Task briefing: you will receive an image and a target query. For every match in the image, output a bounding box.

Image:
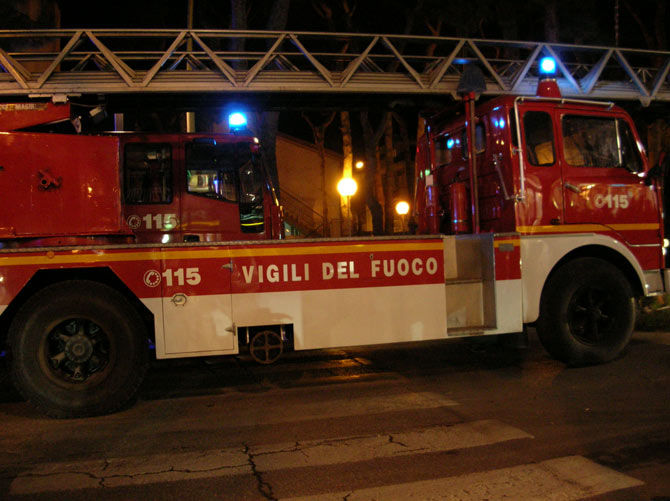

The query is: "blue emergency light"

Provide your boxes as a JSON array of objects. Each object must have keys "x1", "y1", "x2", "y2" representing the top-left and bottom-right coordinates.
[
  {"x1": 539, "y1": 57, "x2": 557, "y2": 75},
  {"x1": 228, "y1": 112, "x2": 248, "y2": 130}
]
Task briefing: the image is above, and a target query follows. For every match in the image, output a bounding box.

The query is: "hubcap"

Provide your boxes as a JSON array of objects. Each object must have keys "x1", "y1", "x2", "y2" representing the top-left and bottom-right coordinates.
[
  {"x1": 45, "y1": 318, "x2": 110, "y2": 384},
  {"x1": 568, "y1": 286, "x2": 615, "y2": 345},
  {"x1": 64, "y1": 334, "x2": 94, "y2": 363}
]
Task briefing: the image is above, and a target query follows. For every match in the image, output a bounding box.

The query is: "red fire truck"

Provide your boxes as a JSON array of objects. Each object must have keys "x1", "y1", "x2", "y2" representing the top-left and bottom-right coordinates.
[{"x1": 0, "y1": 66, "x2": 667, "y2": 417}]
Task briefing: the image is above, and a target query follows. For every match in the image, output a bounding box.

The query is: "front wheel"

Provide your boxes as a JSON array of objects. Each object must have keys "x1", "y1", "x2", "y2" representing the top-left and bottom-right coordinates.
[
  {"x1": 9, "y1": 280, "x2": 149, "y2": 418},
  {"x1": 537, "y1": 258, "x2": 635, "y2": 366}
]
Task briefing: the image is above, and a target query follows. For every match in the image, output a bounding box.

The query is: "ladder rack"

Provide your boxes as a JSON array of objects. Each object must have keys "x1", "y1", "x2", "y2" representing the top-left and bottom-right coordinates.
[{"x1": 0, "y1": 29, "x2": 669, "y2": 103}]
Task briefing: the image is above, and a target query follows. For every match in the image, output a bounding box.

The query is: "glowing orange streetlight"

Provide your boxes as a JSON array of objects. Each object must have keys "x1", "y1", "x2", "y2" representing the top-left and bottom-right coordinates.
[
  {"x1": 337, "y1": 177, "x2": 358, "y2": 236},
  {"x1": 395, "y1": 200, "x2": 410, "y2": 215},
  {"x1": 395, "y1": 200, "x2": 410, "y2": 233}
]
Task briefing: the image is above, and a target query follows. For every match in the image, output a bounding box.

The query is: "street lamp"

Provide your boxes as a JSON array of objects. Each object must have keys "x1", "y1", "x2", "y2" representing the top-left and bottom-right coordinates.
[
  {"x1": 355, "y1": 160, "x2": 365, "y2": 169},
  {"x1": 337, "y1": 177, "x2": 358, "y2": 237},
  {"x1": 395, "y1": 200, "x2": 410, "y2": 233},
  {"x1": 395, "y1": 201, "x2": 410, "y2": 215}
]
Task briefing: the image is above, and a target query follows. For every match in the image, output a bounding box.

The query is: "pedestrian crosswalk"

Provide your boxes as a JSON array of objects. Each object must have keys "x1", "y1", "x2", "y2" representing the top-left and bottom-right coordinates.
[
  {"x1": 284, "y1": 456, "x2": 643, "y2": 501},
  {"x1": 7, "y1": 381, "x2": 644, "y2": 499}
]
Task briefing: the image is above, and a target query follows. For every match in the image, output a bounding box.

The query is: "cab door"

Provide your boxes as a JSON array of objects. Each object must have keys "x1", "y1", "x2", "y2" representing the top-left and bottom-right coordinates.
[
  {"x1": 558, "y1": 112, "x2": 658, "y2": 245},
  {"x1": 515, "y1": 105, "x2": 564, "y2": 229}
]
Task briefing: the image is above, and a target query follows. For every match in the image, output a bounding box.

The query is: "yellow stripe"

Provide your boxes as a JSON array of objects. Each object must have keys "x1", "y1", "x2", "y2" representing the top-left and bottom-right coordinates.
[
  {"x1": 0, "y1": 241, "x2": 444, "y2": 267},
  {"x1": 493, "y1": 239, "x2": 520, "y2": 248},
  {"x1": 516, "y1": 223, "x2": 659, "y2": 234},
  {"x1": 0, "y1": 251, "x2": 164, "y2": 267},
  {"x1": 226, "y1": 242, "x2": 444, "y2": 257},
  {"x1": 610, "y1": 223, "x2": 660, "y2": 231}
]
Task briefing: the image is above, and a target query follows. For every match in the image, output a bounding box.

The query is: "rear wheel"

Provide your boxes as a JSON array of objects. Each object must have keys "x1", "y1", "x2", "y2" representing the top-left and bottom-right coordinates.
[
  {"x1": 537, "y1": 258, "x2": 635, "y2": 366},
  {"x1": 9, "y1": 280, "x2": 148, "y2": 418}
]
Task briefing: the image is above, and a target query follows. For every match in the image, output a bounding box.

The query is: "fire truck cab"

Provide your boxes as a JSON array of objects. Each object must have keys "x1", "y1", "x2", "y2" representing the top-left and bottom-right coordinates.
[{"x1": 414, "y1": 71, "x2": 664, "y2": 367}]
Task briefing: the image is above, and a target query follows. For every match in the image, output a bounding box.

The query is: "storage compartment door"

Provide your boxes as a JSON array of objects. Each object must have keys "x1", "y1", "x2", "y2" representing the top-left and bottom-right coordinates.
[{"x1": 160, "y1": 251, "x2": 237, "y2": 356}]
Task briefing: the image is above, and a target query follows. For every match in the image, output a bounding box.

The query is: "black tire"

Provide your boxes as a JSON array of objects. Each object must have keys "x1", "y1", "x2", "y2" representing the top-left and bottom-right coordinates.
[
  {"x1": 537, "y1": 257, "x2": 635, "y2": 366},
  {"x1": 8, "y1": 280, "x2": 149, "y2": 418}
]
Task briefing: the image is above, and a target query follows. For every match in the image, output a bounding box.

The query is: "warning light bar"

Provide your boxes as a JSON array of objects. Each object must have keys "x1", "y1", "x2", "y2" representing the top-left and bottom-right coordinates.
[
  {"x1": 228, "y1": 112, "x2": 248, "y2": 131},
  {"x1": 539, "y1": 57, "x2": 557, "y2": 75}
]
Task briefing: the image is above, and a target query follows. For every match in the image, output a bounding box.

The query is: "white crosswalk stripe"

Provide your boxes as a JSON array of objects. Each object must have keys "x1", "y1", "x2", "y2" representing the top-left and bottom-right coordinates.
[
  {"x1": 7, "y1": 383, "x2": 645, "y2": 499},
  {"x1": 283, "y1": 456, "x2": 644, "y2": 501},
  {"x1": 9, "y1": 420, "x2": 531, "y2": 494}
]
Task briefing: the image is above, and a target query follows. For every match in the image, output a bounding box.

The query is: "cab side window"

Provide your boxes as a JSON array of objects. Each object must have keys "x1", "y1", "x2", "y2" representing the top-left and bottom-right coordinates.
[
  {"x1": 460, "y1": 123, "x2": 486, "y2": 159},
  {"x1": 185, "y1": 142, "x2": 240, "y2": 202},
  {"x1": 475, "y1": 123, "x2": 486, "y2": 154},
  {"x1": 617, "y1": 119, "x2": 643, "y2": 173},
  {"x1": 435, "y1": 135, "x2": 453, "y2": 166},
  {"x1": 124, "y1": 143, "x2": 172, "y2": 204},
  {"x1": 523, "y1": 111, "x2": 555, "y2": 166}
]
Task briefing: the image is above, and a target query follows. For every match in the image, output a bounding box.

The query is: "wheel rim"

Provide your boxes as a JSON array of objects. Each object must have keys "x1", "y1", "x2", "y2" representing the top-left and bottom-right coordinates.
[
  {"x1": 567, "y1": 285, "x2": 616, "y2": 345},
  {"x1": 249, "y1": 330, "x2": 283, "y2": 364},
  {"x1": 41, "y1": 318, "x2": 112, "y2": 387}
]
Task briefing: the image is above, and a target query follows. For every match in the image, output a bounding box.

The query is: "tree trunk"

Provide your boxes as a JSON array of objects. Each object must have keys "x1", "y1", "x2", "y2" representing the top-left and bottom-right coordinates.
[
  {"x1": 383, "y1": 115, "x2": 395, "y2": 234},
  {"x1": 392, "y1": 112, "x2": 413, "y2": 215},
  {"x1": 303, "y1": 112, "x2": 336, "y2": 237},
  {"x1": 266, "y1": 0, "x2": 290, "y2": 32},
  {"x1": 229, "y1": 0, "x2": 247, "y2": 61},
  {"x1": 360, "y1": 111, "x2": 388, "y2": 235},
  {"x1": 544, "y1": 0, "x2": 559, "y2": 43},
  {"x1": 257, "y1": 0, "x2": 291, "y2": 199},
  {"x1": 340, "y1": 111, "x2": 354, "y2": 236}
]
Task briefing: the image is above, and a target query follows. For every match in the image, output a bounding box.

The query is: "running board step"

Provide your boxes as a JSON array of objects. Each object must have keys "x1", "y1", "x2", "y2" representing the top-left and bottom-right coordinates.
[{"x1": 447, "y1": 326, "x2": 498, "y2": 337}]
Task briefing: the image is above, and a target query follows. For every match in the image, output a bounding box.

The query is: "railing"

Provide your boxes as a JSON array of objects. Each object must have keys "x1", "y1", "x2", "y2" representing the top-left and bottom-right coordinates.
[
  {"x1": 280, "y1": 188, "x2": 324, "y2": 237},
  {"x1": 0, "y1": 29, "x2": 669, "y2": 101}
]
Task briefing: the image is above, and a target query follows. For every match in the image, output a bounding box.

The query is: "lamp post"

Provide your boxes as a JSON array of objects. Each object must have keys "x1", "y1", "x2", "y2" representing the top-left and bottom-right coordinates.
[{"x1": 337, "y1": 177, "x2": 358, "y2": 237}]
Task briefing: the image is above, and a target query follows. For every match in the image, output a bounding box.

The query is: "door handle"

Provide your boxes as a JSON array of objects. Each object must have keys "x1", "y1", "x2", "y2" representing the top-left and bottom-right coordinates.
[
  {"x1": 170, "y1": 293, "x2": 187, "y2": 306},
  {"x1": 564, "y1": 182, "x2": 582, "y2": 193}
]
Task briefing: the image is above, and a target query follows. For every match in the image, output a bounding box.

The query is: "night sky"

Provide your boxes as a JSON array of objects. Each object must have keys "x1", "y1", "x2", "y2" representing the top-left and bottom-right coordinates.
[
  {"x1": 50, "y1": 0, "x2": 667, "y2": 50},
  {"x1": 3, "y1": 0, "x2": 668, "y2": 147}
]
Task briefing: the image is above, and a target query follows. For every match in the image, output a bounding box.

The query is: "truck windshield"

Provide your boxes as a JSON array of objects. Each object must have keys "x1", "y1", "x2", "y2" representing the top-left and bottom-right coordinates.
[{"x1": 561, "y1": 116, "x2": 643, "y2": 172}]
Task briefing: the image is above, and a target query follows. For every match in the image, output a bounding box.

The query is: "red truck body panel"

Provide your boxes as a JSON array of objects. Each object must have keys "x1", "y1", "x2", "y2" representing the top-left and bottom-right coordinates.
[{"x1": 0, "y1": 132, "x2": 123, "y2": 239}]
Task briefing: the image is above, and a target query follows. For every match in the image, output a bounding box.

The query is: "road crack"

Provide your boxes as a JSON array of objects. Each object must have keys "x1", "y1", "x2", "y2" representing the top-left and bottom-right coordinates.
[
  {"x1": 11, "y1": 457, "x2": 250, "y2": 491},
  {"x1": 244, "y1": 444, "x2": 277, "y2": 501},
  {"x1": 388, "y1": 434, "x2": 409, "y2": 448}
]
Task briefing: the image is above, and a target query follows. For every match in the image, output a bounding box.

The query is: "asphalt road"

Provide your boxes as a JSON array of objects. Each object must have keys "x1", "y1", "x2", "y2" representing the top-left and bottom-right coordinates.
[{"x1": 0, "y1": 329, "x2": 669, "y2": 500}]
